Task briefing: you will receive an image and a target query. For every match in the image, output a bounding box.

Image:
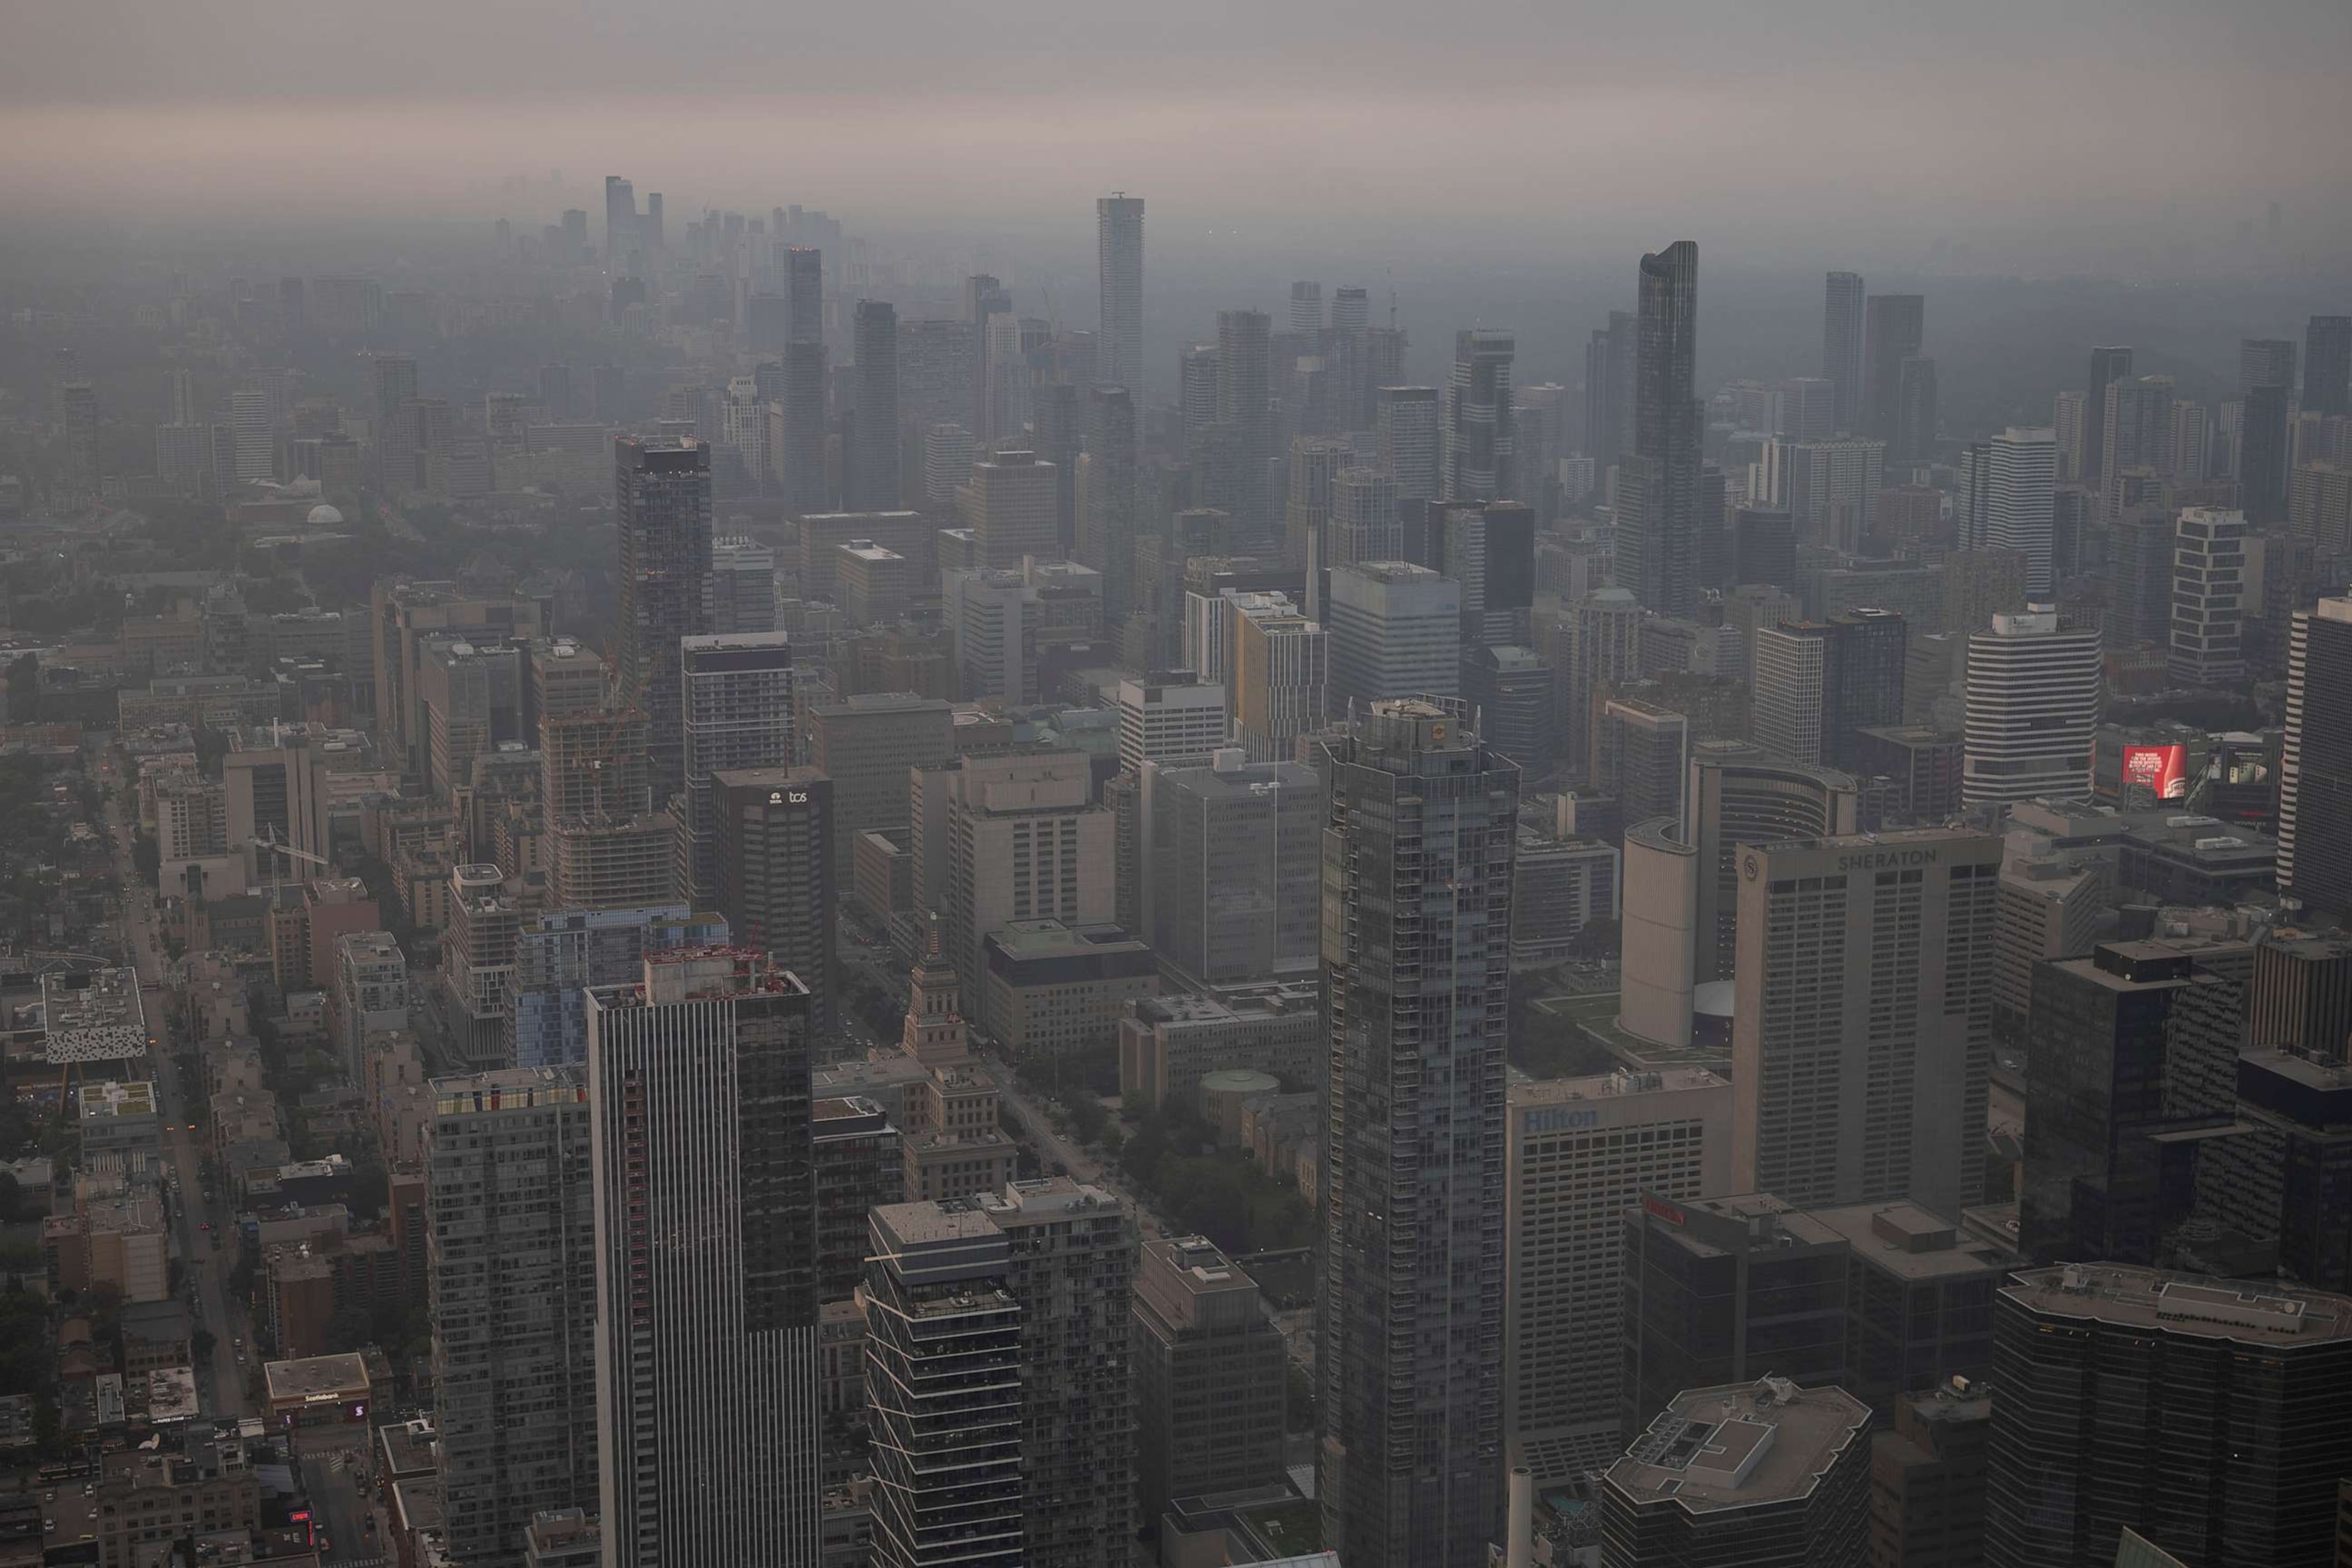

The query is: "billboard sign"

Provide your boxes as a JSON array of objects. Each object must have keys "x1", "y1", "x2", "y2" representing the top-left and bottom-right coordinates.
[{"x1": 2122, "y1": 743, "x2": 2189, "y2": 802}]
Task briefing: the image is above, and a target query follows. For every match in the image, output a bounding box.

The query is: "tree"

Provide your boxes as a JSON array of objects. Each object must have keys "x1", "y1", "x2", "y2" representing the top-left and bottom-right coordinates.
[{"x1": 4, "y1": 653, "x2": 37, "y2": 724}]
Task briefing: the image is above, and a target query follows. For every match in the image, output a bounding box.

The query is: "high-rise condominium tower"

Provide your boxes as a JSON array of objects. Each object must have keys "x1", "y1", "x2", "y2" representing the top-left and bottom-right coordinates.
[
  {"x1": 850, "y1": 300, "x2": 900, "y2": 511},
  {"x1": 1731, "y1": 828, "x2": 2001, "y2": 1220},
  {"x1": 1097, "y1": 194, "x2": 1145, "y2": 392},
  {"x1": 430, "y1": 1067, "x2": 597, "y2": 1568},
  {"x1": 2282, "y1": 596, "x2": 2352, "y2": 920},
  {"x1": 1317, "y1": 701, "x2": 1518, "y2": 1568},
  {"x1": 586, "y1": 950, "x2": 819, "y2": 1568},
  {"x1": 1623, "y1": 241, "x2": 1701, "y2": 618},
  {"x1": 1377, "y1": 385, "x2": 1442, "y2": 504},
  {"x1": 2080, "y1": 345, "x2": 2133, "y2": 484},
  {"x1": 1216, "y1": 309, "x2": 1273, "y2": 535},
  {"x1": 1445, "y1": 330, "x2": 1517, "y2": 501},
  {"x1": 615, "y1": 435, "x2": 713, "y2": 806},
  {"x1": 2308, "y1": 314, "x2": 2352, "y2": 417},
  {"x1": 1822, "y1": 271, "x2": 1865, "y2": 435}
]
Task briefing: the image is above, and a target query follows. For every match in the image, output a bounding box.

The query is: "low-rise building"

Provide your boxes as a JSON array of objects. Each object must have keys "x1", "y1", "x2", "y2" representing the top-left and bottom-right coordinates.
[
  {"x1": 981, "y1": 920, "x2": 1161, "y2": 1064},
  {"x1": 1117, "y1": 982, "x2": 1321, "y2": 1109}
]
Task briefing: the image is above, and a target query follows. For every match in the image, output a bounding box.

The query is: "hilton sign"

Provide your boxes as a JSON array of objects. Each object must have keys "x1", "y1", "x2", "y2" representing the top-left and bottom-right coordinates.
[{"x1": 1522, "y1": 1106, "x2": 1600, "y2": 1135}]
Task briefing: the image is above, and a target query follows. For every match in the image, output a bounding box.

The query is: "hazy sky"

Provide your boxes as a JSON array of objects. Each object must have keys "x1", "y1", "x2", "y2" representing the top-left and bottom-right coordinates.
[{"x1": 5, "y1": 0, "x2": 2350, "y2": 268}]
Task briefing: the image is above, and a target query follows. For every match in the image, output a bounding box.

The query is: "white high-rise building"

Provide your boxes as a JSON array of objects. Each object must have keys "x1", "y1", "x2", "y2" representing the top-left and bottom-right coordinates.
[
  {"x1": 1731, "y1": 828, "x2": 2002, "y2": 1220},
  {"x1": 1505, "y1": 1067, "x2": 1733, "y2": 1484},
  {"x1": 1375, "y1": 386, "x2": 1442, "y2": 504},
  {"x1": 586, "y1": 950, "x2": 819, "y2": 1568},
  {"x1": 1752, "y1": 624, "x2": 1829, "y2": 765},
  {"x1": 970, "y1": 449, "x2": 1060, "y2": 569},
  {"x1": 1963, "y1": 607, "x2": 2102, "y2": 806},
  {"x1": 1326, "y1": 561, "x2": 1462, "y2": 710},
  {"x1": 1096, "y1": 195, "x2": 1145, "y2": 394},
  {"x1": 1984, "y1": 426, "x2": 2060, "y2": 596},
  {"x1": 1116, "y1": 674, "x2": 1228, "y2": 773},
  {"x1": 923, "y1": 423, "x2": 977, "y2": 505},
  {"x1": 1331, "y1": 467, "x2": 1401, "y2": 569},
  {"x1": 231, "y1": 387, "x2": 273, "y2": 482},
  {"x1": 2168, "y1": 507, "x2": 2248, "y2": 688},
  {"x1": 1289, "y1": 280, "x2": 1324, "y2": 337}
]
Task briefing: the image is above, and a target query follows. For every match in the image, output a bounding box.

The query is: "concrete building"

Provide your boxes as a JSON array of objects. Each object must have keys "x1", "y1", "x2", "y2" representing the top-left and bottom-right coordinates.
[
  {"x1": 2168, "y1": 508, "x2": 2248, "y2": 687},
  {"x1": 970, "y1": 449, "x2": 1060, "y2": 569},
  {"x1": 1327, "y1": 560, "x2": 1462, "y2": 710},
  {"x1": 335, "y1": 929, "x2": 409, "y2": 1081},
  {"x1": 1510, "y1": 826, "x2": 1621, "y2": 968},
  {"x1": 1116, "y1": 673, "x2": 1227, "y2": 772},
  {"x1": 1963, "y1": 609, "x2": 2102, "y2": 808},
  {"x1": 1138, "y1": 751, "x2": 1322, "y2": 987},
  {"x1": 1226, "y1": 591, "x2": 1328, "y2": 762},
  {"x1": 713, "y1": 767, "x2": 836, "y2": 1040},
  {"x1": 1505, "y1": 1067, "x2": 1733, "y2": 1485},
  {"x1": 979, "y1": 920, "x2": 1159, "y2": 1063},
  {"x1": 1316, "y1": 701, "x2": 1517, "y2": 1568},
  {"x1": 371, "y1": 579, "x2": 548, "y2": 786},
  {"x1": 1132, "y1": 1235, "x2": 1288, "y2": 1530},
  {"x1": 808, "y1": 694, "x2": 956, "y2": 885},
  {"x1": 509, "y1": 906, "x2": 729, "y2": 1069},
  {"x1": 1732, "y1": 830, "x2": 2001, "y2": 1218},
  {"x1": 1599, "y1": 1377, "x2": 1873, "y2": 1568},
  {"x1": 1620, "y1": 818, "x2": 1700, "y2": 1047},
  {"x1": 585, "y1": 951, "x2": 819, "y2": 1568},
  {"x1": 679, "y1": 631, "x2": 795, "y2": 907},
  {"x1": 837, "y1": 540, "x2": 913, "y2": 627},
  {"x1": 1869, "y1": 1380, "x2": 1993, "y2": 1568},
  {"x1": 428, "y1": 1067, "x2": 596, "y2": 1568},
  {"x1": 1117, "y1": 983, "x2": 1321, "y2": 1109},
  {"x1": 934, "y1": 752, "x2": 1115, "y2": 1029},
  {"x1": 1687, "y1": 742, "x2": 1861, "y2": 982},
  {"x1": 1462, "y1": 643, "x2": 1555, "y2": 774},
  {"x1": 812, "y1": 1096, "x2": 902, "y2": 1302}
]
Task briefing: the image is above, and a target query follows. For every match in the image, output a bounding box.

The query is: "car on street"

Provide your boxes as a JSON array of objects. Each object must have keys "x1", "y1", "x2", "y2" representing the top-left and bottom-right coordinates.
[{"x1": 198, "y1": 1221, "x2": 211, "y2": 1231}]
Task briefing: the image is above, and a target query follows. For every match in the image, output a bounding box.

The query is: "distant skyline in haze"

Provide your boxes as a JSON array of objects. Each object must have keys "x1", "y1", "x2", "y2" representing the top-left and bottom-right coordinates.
[{"x1": 2, "y1": 0, "x2": 2350, "y2": 272}]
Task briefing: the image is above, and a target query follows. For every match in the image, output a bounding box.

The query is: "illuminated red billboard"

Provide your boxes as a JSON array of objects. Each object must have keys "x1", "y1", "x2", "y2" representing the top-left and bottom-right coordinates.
[{"x1": 2122, "y1": 743, "x2": 2189, "y2": 802}]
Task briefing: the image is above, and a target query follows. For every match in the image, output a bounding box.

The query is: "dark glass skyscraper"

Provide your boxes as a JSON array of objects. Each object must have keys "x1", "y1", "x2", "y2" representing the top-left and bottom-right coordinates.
[
  {"x1": 1823, "y1": 270, "x2": 1865, "y2": 435},
  {"x1": 1216, "y1": 308, "x2": 1272, "y2": 537},
  {"x1": 849, "y1": 299, "x2": 900, "y2": 511},
  {"x1": 1860, "y1": 294, "x2": 1925, "y2": 445},
  {"x1": 2080, "y1": 345, "x2": 2133, "y2": 484},
  {"x1": 2282, "y1": 598, "x2": 2352, "y2": 919},
  {"x1": 1623, "y1": 240, "x2": 1700, "y2": 618},
  {"x1": 615, "y1": 434, "x2": 712, "y2": 807},
  {"x1": 1317, "y1": 701, "x2": 1518, "y2": 1568},
  {"x1": 1583, "y1": 309, "x2": 1636, "y2": 467},
  {"x1": 2307, "y1": 314, "x2": 2352, "y2": 417}
]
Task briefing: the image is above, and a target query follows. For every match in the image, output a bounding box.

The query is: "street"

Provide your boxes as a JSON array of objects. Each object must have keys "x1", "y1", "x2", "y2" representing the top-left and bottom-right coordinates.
[
  {"x1": 102, "y1": 789, "x2": 254, "y2": 1419},
  {"x1": 299, "y1": 1445, "x2": 384, "y2": 1566}
]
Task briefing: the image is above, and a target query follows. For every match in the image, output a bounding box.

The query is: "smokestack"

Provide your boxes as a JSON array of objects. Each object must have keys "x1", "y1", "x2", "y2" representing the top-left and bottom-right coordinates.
[{"x1": 1506, "y1": 1465, "x2": 1534, "y2": 1568}]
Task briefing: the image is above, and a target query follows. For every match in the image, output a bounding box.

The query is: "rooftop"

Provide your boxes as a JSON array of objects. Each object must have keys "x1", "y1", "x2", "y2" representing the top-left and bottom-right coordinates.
[
  {"x1": 40, "y1": 968, "x2": 148, "y2": 1063},
  {"x1": 1606, "y1": 1377, "x2": 1871, "y2": 1514},
  {"x1": 2001, "y1": 1264, "x2": 2352, "y2": 1344},
  {"x1": 77, "y1": 1079, "x2": 158, "y2": 1122},
  {"x1": 1804, "y1": 1202, "x2": 2022, "y2": 1282},
  {"x1": 1511, "y1": 1067, "x2": 1726, "y2": 1107},
  {"x1": 263, "y1": 1351, "x2": 371, "y2": 1403}
]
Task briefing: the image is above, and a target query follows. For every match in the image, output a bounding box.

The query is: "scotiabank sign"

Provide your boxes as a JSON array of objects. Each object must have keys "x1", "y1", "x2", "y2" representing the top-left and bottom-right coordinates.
[{"x1": 2122, "y1": 743, "x2": 2188, "y2": 802}]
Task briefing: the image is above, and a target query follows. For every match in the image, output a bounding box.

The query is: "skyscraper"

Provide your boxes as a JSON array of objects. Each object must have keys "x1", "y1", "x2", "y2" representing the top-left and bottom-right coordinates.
[
  {"x1": 603, "y1": 174, "x2": 636, "y2": 261},
  {"x1": 1823, "y1": 271, "x2": 1866, "y2": 436},
  {"x1": 1893, "y1": 354, "x2": 1938, "y2": 460},
  {"x1": 1444, "y1": 329, "x2": 1517, "y2": 501},
  {"x1": 615, "y1": 435, "x2": 713, "y2": 806},
  {"x1": 1962, "y1": 608, "x2": 2102, "y2": 807},
  {"x1": 1985, "y1": 1264, "x2": 2352, "y2": 1568},
  {"x1": 1624, "y1": 241, "x2": 1701, "y2": 618},
  {"x1": 1982, "y1": 426, "x2": 2059, "y2": 594},
  {"x1": 785, "y1": 247, "x2": 822, "y2": 345},
  {"x1": 1860, "y1": 295, "x2": 1926, "y2": 445},
  {"x1": 1096, "y1": 194, "x2": 1145, "y2": 393},
  {"x1": 712, "y1": 767, "x2": 835, "y2": 1040},
  {"x1": 1731, "y1": 828, "x2": 2001, "y2": 1220},
  {"x1": 1216, "y1": 309, "x2": 1272, "y2": 535},
  {"x1": 2308, "y1": 315, "x2": 2352, "y2": 418},
  {"x1": 779, "y1": 338, "x2": 829, "y2": 518},
  {"x1": 1132, "y1": 1236, "x2": 1289, "y2": 1530},
  {"x1": 969, "y1": 449, "x2": 1060, "y2": 568},
  {"x1": 1377, "y1": 385, "x2": 1442, "y2": 504},
  {"x1": 430, "y1": 1066, "x2": 598, "y2": 1568},
  {"x1": 2241, "y1": 382, "x2": 2292, "y2": 526},
  {"x1": 850, "y1": 300, "x2": 900, "y2": 511},
  {"x1": 586, "y1": 950, "x2": 819, "y2": 1568},
  {"x1": 2081, "y1": 345, "x2": 2134, "y2": 484},
  {"x1": 1326, "y1": 560, "x2": 1462, "y2": 709},
  {"x1": 1317, "y1": 701, "x2": 1517, "y2": 1568},
  {"x1": 1080, "y1": 385, "x2": 1138, "y2": 615},
  {"x1": 678, "y1": 630, "x2": 794, "y2": 908},
  {"x1": 1584, "y1": 309, "x2": 1638, "y2": 469},
  {"x1": 2282, "y1": 597, "x2": 2352, "y2": 919},
  {"x1": 2100, "y1": 374, "x2": 2174, "y2": 518},
  {"x1": 2167, "y1": 507, "x2": 2247, "y2": 687}
]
